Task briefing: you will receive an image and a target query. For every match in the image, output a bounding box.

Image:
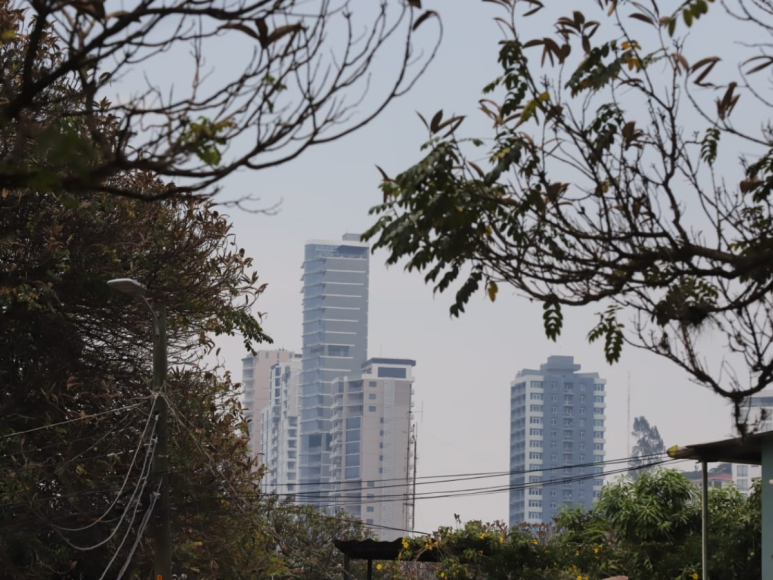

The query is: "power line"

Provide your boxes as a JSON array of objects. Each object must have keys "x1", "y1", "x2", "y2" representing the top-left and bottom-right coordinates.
[
  {"x1": 268, "y1": 452, "x2": 668, "y2": 500},
  {"x1": 0, "y1": 403, "x2": 145, "y2": 440}
]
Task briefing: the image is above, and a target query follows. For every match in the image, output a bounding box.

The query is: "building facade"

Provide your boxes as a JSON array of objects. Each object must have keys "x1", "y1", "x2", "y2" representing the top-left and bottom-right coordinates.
[
  {"x1": 260, "y1": 355, "x2": 303, "y2": 498},
  {"x1": 241, "y1": 349, "x2": 297, "y2": 458},
  {"x1": 731, "y1": 391, "x2": 773, "y2": 496},
  {"x1": 328, "y1": 358, "x2": 416, "y2": 540},
  {"x1": 509, "y1": 356, "x2": 606, "y2": 526},
  {"x1": 299, "y1": 235, "x2": 370, "y2": 504}
]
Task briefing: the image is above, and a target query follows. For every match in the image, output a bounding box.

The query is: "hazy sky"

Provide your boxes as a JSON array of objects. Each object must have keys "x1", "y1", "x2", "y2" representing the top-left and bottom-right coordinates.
[{"x1": 200, "y1": 1, "x2": 743, "y2": 533}]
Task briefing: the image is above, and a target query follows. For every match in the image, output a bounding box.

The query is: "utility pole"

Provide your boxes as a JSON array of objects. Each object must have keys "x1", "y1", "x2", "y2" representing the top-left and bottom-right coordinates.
[
  {"x1": 411, "y1": 428, "x2": 418, "y2": 531},
  {"x1": 152, "y1": 305, "x2": 171, "y2": 580},
  {"x1": 107, "y1": 279, "x2": 172, "y2": 579}
]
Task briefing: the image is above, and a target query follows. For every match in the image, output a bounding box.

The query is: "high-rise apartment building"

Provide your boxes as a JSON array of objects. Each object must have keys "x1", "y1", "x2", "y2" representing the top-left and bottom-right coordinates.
[
  {"x1": 260, "y1": 355, "x2": 302, "y2": 497},
  {"x1": 241, "y1": 349, "x2": 297, "y2": 458},
  {"x1": 730, "y1": 390, "x2": 773, "y2": 496},
  {"x1": 299, "y1": 235, "x2": 370, "y2": 503},
  {"x1": 509, "y1": 356, "x2": 606, "y2": 526},
  {"x1": 328, "y1": 358, "x2": 416, "y2": 540}
]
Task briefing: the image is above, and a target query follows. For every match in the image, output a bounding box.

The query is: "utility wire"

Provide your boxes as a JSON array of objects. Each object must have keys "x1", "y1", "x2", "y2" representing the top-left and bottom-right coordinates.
[
  {"x1": 268, "y1": 452, "x2": 668, "y2": 499},
  {"x1": 0, "y1": 403, "x2": 144, "y2": 440}
]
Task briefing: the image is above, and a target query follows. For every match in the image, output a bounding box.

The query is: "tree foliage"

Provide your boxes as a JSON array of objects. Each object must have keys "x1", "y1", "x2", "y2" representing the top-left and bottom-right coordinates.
[
  {"x1": 0, "y1": 0, "x2": 440, "y2": 200},
  {"x1": 364, "y1": 0, "x2": 773, "y2": 418},
  {"x1": 400, "y1": 469, "x2": 761, "y2": 580},
  {"x1": 628, "y1": 416, "x2": 665, "y2": 476},
  {"x1": 0, "y1": 176, "x2": 276, "y2": 577}
]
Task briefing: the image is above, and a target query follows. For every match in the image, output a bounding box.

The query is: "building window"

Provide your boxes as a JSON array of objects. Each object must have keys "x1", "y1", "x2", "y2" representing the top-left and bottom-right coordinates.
[
  {"x1": 530, "y1": 440, "x2": 543, "y2": 448},
  {"x1": 551, "y1": 430, "x2": 557, "y2": 437},
  {"x1": 550, "y1": 490, "x2": 557, "y2": 497},
  {"x1": 529, "y1": 452, "x2": 543, "y2": 459},
  {"x1": 579, "y1": 395, "x2": 586, "y2": 403},
  {"x1": 369, "y1": 381, "x2": 377, "y2": 387},
  {"x1": 530, "y1": 405, "x2": 544, "y2": 412},
  {"x1": 529, "y1": 475, "x2": 541, "y2": 483},
  {"x1": 563, "y1": 430, "x2": 572, "y2": 438},
  {"x1": 579, "y1": 431, "x2": 586, "y2": 438},
  {"x1": 528, "y1": 512, "x2": 541, "y2": 519},
  {"x1": 594, "y1": 384, "x2": 604, "y2": 391},
  {"x1": 530, "y1": 417, "x2": 543, "y2": 424},
  {"x1": 550, "y1": 502, "x2": 557, "y2": 508},
  {"x1": 551, "y1": 395, "x2": 559, "y2": 402},
  {"x1": 366, "y1": 518, "x2": 374, "y2": 524},
  {"x1": 531, "y1": 381, "x2": 543, "y2": 389},
  {"x1": 552, "y1": 407, "x2": 558, "y2": 414},
  {"x1": 369, "y1": 393, "x2": 377, "y2": 400},
  {"x1": 345, "y1": 467, "x2": 360, "y2": 479},
  {"x1": 528, "y1": 464, "x2": 542, "y2": 471},
  {"x1": 564, "y1": 418, "x2": 573, "y2": 427},
  {"x1": 530, "y1": 428, "x2": 543, "y2": 436},
  {"x1": 288, "y1": 450, "x2": 297, "y2": 458},
  {"x1": 369, "y1": 405, "x2": 377, "y2": 412},
  {"x1": 550, "y1": 418, "x2": 558, "y2": 425},
  {"x1": 594, "y1": 420, "x2": 604, "y2": 427},
  {"x1": 579, "y1": 455, "x2": 585, "y2": 462},
  {"x1": 594, "y1": 454, "x2": 604, "y2": 462},
  {"x1": 528, "y1": 500, "x2": 542, "y2": 507},
  {"x1": 550, "y1": 442, "x2": 557, "y2": 449},
  {"x1": 564, "y1": 383, "x2": 573, "y2": 392},
  {"x1": 530, "y1": 392, "x2": 543, "y2": 400},
  {"x1": 366, "y1": 506, "x2": 375, "y2": 513},
  {"x1": 367, "y1": 481, "x2": 376, "y2": 488}
]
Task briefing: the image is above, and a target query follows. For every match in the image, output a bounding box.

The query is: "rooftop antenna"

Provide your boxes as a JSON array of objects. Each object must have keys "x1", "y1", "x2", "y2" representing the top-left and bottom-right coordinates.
[{"x1": 627, "y1": 371, "x2": 632, "y2": 456}]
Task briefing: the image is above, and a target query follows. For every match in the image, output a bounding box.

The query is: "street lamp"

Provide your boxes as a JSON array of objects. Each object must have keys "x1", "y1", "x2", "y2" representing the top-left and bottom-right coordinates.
[{"x1": 107, "y1": 278, "x2": 171, "y2": 579}]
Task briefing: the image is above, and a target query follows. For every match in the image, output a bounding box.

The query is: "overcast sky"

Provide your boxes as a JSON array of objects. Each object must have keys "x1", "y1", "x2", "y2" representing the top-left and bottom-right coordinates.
[{"x1": 199, "y1": 1, "x2": 745, "y2": 533}]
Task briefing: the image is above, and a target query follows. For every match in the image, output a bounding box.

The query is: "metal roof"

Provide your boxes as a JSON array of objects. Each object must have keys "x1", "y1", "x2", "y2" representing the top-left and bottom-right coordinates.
[
  {"x1": 334, "y1": 539, "x2": 438, "y2": 562},
  {"x1": 668, "y1": 430, "x2": 773, "y2": 465}
]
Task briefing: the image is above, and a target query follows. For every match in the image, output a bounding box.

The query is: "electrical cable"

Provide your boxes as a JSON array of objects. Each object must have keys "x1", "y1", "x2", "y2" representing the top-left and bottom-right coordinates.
[
  {"x1": 0, "y1": 403, "x2": 144, "y2": 440},
  {"x1": 53, "y1": 397, "x2": 158, "y2": 533}
]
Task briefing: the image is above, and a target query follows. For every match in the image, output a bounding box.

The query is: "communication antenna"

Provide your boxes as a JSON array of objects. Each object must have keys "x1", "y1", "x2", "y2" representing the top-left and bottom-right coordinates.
[{"x1": 627, "y1": 371, "x2": 632, "y2": 456}]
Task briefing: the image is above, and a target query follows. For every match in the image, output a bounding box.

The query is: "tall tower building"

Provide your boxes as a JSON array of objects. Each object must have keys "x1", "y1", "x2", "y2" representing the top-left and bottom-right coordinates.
[
  {"x1": 241, "y1": 349, "x2": 297, "y2": 458},
  {"x1": 260, "y1": 354, "x2": 303, "y2": 498},
  {"x1": 327, "y1": 358, "x2": 416, "y2": 540},
  {"x1": 509, "y1": 356, "x2": 606, "y2": 526},
  {"x1": 299, "y1": 235, "x2": 370, "y2": 503}
]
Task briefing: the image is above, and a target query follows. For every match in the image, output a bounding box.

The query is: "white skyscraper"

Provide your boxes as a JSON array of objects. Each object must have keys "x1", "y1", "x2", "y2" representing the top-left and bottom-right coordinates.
[
  {"x1": 328, "y1": 358, "x2": 416, "y2": 540},
  {"x1": 260, "y1": 355, "x2": 303, "y2": 498}
]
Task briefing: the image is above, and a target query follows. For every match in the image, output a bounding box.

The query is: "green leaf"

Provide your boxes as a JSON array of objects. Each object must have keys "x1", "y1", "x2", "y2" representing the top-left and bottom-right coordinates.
[{"x1": 543, "y1": 300, "x2": 563, "y2": 341}]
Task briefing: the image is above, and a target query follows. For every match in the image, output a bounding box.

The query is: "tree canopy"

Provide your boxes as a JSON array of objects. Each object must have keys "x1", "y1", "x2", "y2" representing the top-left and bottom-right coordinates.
[
  {"x1": 0, "y1": 0, "x2": 440, "y2": 200},
  {"x1": 629, "y1": 416, "x2": 665, "y2": 475},
  {"x1": 365, "y1": 0, "x2": 773, "y2": 419},
  {"x1": 399, "y1": 469, "x2": 761, "y2": 580}
]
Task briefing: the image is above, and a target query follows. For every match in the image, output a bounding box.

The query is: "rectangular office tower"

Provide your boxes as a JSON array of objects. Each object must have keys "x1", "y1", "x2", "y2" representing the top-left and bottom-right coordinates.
[
  {"x1": 241, "y1": 349, "x2": 298, "y2": 458},
  {"x1": 299, "y1": 235, "x2": 370, "y2": 503},
  {"x1": 260, "y1": 355, "x2": 302, "y2": 498},
  {"x1": 329, "y1": 358, "x2": 416, "y2": 540},
  {"x1": 509, "y1": 356, "x2": 606, "y2": 526}
]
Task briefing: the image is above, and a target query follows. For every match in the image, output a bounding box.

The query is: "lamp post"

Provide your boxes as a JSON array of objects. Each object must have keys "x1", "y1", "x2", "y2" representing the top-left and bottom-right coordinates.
[{"x1": 107, "y1": 278, "x2": 171, "y2": 579}]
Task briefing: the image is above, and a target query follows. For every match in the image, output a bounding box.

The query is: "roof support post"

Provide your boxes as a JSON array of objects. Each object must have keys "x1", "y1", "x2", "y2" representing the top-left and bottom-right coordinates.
[
  {"x1": 762, "y1": 444, "x2": 773, "y2": 580},
  {"x1": 701, "y1": 460, "x2": 709, "y2": 580}
]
